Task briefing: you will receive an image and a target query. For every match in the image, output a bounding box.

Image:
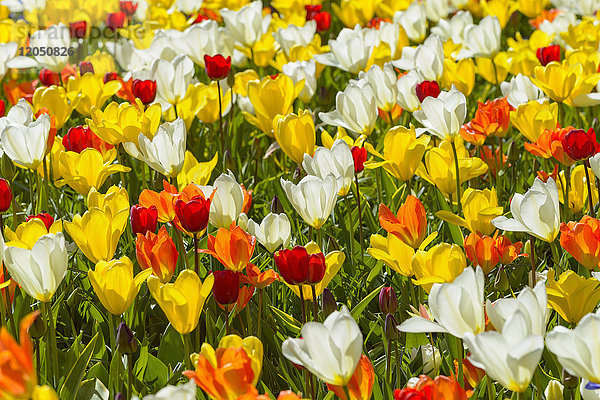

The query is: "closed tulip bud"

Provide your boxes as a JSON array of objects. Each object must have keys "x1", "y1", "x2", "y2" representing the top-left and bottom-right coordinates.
[
  {"x1": 275, "y1": 246, "x2": 325, "y2": 285},
  {"x1": 561, "y1": 128, "x2": 599, "y2": 161},
  {"x1": 79, "y1": 61, "x2": 94, "y2": 75},
  {"x1": 115, "y1": 393, "x2": 125, "y2": 400},
  {"x1": 351, "y1": 146, "x2": 367, "y2": 174},
  {"x1": 415, "y1": 81, "x2": 441, "y2": 102},
  {"x1": 223, "y1": 149, "x2": 234, "y2": 172},
  {"x1": 0, "y1": 99, "x2": 5, "y2": 117},
  {"x1": 174, "y1": 195, "x2": 211, "y2": 233},
  {"x1": 545, "y1": 380, "x2": 564, "y2": 400},
  {"x1": 562, "y1": 368, "x2": 578, "y2": 389},
  {"x1": 28, "y1": 312, "x2": 47, "y2": 339},
  {"x1": 212, "y1": 270, "x2": 240, "y2": 305},
  {"x1": 204, "y1": 54, "x2": 232, "y2": 81},
  {"x1": 1, "y1": 154, "x2": 15, "y2": 182},
  {"x1": 106, "y1": 12, "x2": 126, "y2": 31},
  {"x1": 69, "y1": 21, "x2": 87, "y2": 39},
  {"x1": 494, "y1": 268, "x2": 509, "y2": 292},
  {"x1": 136, "y1": 226, "x2": 178, "y2": 283},
  {"x1": 536, "y1": 45, "x2": 561, "y2": 66},
  {"x1": 271, "y1": 196, "x2": 284, "y2": 214},
  {"x1": 66, "y1": 287, "x2": 82, "y2": 309},
  {"x1": 26, "y1": 213, "x2": 54, "y2": 231},
  {"x1": 103, "y1": 72, "x2": 120, "y2": 83},
  {"x1": 322, "y1": 288, "x2": 338, "y2": 317},
  {"x1": 507, "y1": 140, "x2": 519, "y2": 163},
  {"x1": 132, "y1": 79, "x2": 157, "y2": 105},
  {"x1": 0, "y1": 178, "x2": 12, "y2": 213},
  {"x1": 116, "y1": 322, "x2": 139, "y2": 354},
  {"x1": 385, "y1": 313, "x2": 399, "y2": 340},
  {"x1": 312, "y1": 11, "x2": 331, "y2": 32},
  {"x1": 307, "y1": 252, "x2": 326, "y2": 284},
  {"x1": 130, "y1": 205, "x2": 158, "y2": 235},
  {"x1": 39, "y1": 68, "x2": 60, "y2": 86},
  {"x1": 119, "y1": 0, "x2": 138, "y2": 17},
  {"x1": 379, "y1": 286, "x2": 397, "y2": 314}
]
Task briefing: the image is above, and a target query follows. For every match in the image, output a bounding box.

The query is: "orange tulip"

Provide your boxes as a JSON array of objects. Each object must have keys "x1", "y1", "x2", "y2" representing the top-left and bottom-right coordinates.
[
  {"x1": 455, "y1": 358, "x2": 486, "y2": 391},
  {"x1": 525, "y1": 126, "x2": 576, "y2": 166},
  {"x1": 0, "y1": 312, "x2": 38, "y2": 400},
  {"x1": 413, "y1": 375, "x2": 467, "y2": 400},
  {"x1": 327, "y1": 355, "x2": 374, "y2": 400},
  {"x1": 460, "y1": 98, "x2": 510, "y2": 145},
  {"x1": 201, "y1": 225, "x2": 256, "y2": 272},
  {"x1": 537, "y1": 164, "x2": 559, "y2": 183},
  {"x1": 139, "y1": 181, "x2": 179, "y2": 223},
  {"x1": 136, "y1": 226, "x2": 178, "y2": 283},
  {"x1": 219, "y1": 285, "x2": 255, "y2": 315},
  {"x1": 560, "y1": 216, "x2": 600, "y2": 269},
  {"x1": 184, "y1": 346, "x2": 256, "y2": 400},
  {"x1": 242, "y1": 184, "x2": 253, "y2": 214},
  {"x1": 378, "y1": 195, "x2": 427, "y2": 248},
  {"x1": 495, "y1": 235, "x2": 525, "y2": 265},
  {"x1": 3, "y1": 80, "x2": 37, "y2": 106},
  {"x1": 464, "y1": 233, "x2": 500, "y2": 274},
  {"x1": 241, "y1": 264, "x2": 279, "y2": 289}
]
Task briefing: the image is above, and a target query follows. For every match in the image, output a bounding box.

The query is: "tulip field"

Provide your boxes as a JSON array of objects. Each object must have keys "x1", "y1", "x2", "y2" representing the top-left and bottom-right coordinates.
[{"x1": 6, "y1": 0, "x2": 600, "y2": 399}]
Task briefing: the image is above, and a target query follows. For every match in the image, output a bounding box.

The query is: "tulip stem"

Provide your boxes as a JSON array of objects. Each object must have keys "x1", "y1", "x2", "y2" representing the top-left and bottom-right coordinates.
[
  {"x1": 257, "y1": 288, "x2": 263, "y2": 339},
  {"x1": 193, "y1": 233, "x2": 199, "y2": 275},
  {"x1": 486, "y1": 375, "x2": 496, "y2": 400},
  {"x1": 395, "y1": 341, "x2": 402, "y2": 388},
  {"x1": 217, "y1": 80, "x2": 225, "y2": 158},
  {"x1": 299, "y1": 285, "x2": 306, "y2": 324},
  {"x1": 385, "y1": 338, "x2": 392, "y2": 384},
  {"x1": 550, "y1": 241, "x2": 562, "y2": 272},
  {"x1": 342, "y1": 385, "x2": 351, "y2": 400},
  {"x1": 456, "y1": 337, "x2": 464, "y2": 389},
  {"x1": 42, "y1": 301, "x2": 59, "y2": 388},
  {"x1": 311, "y1": 285, "x2": 319, "y2": 322},
  {"x1": 182, "y1": 333, "x2": 193, "y2": 370},
  {"x1": 450, "y1": 140, "x2": 463, "y2": 215},
  {"x1": 354, "y1": 174, "x2": 364, "y2": 260},
  {"x1": 564, "y1": 166, "x2": 571, "y2": 221},
  {"x1": 344, "y1": 195, "x2": 354, "y2": 267},
  {"x1": 173, "y1": 228, "x2": 189, "y2": 271},
  {"x1": 127, "y1": 354, "x2": 133, "y2": 400},
  {"x1": 584, "y1": 160, "x2": 596, "y2": 217},
  {"x1": 529, "y1": 236, "x2": 536, "y2": 287}
]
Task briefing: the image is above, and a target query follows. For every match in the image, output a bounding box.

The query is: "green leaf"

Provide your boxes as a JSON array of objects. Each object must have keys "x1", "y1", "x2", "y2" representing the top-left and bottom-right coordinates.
[
  {"x1": 268, "y1": 305, "x2": 301, "y2": 334},
  {"x1": 435, "y1": 189, "x2": 464, "y2": 246},
  {"x1": 60, "y1": 333, "x2": 99, "y2": 400},
  {"x1": 76, "y1": 378, "x2": 109, "y2": 400},
  {"x1": 351, "y1": 284, "x2": 383, "y2": 320}
]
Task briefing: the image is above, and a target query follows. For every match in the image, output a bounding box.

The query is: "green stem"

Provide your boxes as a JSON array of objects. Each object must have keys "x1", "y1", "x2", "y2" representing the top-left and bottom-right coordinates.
[
  {"x1": 42, "y1": 301, "x2": 59, "y2": 388},
  {"x1": 585, "y1": 160, "x2": 596, "y2": 217},
  {"x1": 128, "y1": 354, "x2": 133, "y2": 400},
  {"x1": 257, "y1": 288, "x2": 263, "y2": 339},
  {"x1": 182, "y1": 333, "x2": 193, "y2": 370},
  {"x1": 395, "y1": 341, "x2": 402, "y2": 389},
  {"x1": 354, "y1": 174, "x2": 364, "y2": 261},
  {"x1": 385, "y1": 338, "x2": 392, "y2": 384},
  {"x1": 450, "y1": 140, "x2": 463, "y2": 215},
  {"x1": 217, "y1": 80, "x2": 224, "y2": 157},
  {"x1": 342, "y1": 385, "x2": 352, "y2": 400},
  {"x1": 529, "y1": 236, "x2": 537, "y2": 287},
  {"x1": 343, "y1": 195, "x2": 354, "y2": 267},
  {"x1": 193, "y1": 233, "x2": 199, "y2": 275},
  {"x1": 550, "y1": 241, "x2": 561, "y2": 272},
  {"x1": 486, "y1": 376, "x2": 496, "y2": 400},
  {"x1": 311, "y1": 285, "x2": 319, "y2": 322},
  {"x1": 457, "y1": 337, "x2": 464, "y2": 389}
]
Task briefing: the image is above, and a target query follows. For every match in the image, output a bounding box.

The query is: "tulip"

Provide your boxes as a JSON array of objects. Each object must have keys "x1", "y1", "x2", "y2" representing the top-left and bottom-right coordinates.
[
  {"x1": 395, "y1": 70, "x2": 422, "y2": 113},
  {"x1": 412, "y1": 243, "x2": 467, "y2": 292},
  {"x1": 546, "y1": 309, "x2": 600, "y2": 385},
  {"x1": 212, "y1": 270, "x2": 240, "y2": 305},
  {"x1": 413, "y1": 86, "x2": 467, "y2": 140},
  {"x1": 275, "y1": 246, "x2": 326, "y2": 286},
  {"x1": 560, "y1": 216, "x2": 600, "y2": 269},
  {"x1": 130, "y1": 205, "x2": 158, "y2": 235},
  {"x1": 282, "y1": 60, "x2": 317, "y2": 103},
  {"x1": 272, "y1": 21, "x2": 316, "y2": 56},
  {"x1": 379, "y1": 287, "x2": 397, "y2": 315},
  {"x1": 221, "y1": 1, "x2": 268, "y2": 48},
  {"x1": 9, "y1": 24, "x2": 70, "y2": 72},
  {"x1": 69, "y1": 21, "x2": 87, "y2": 38},
  {"x1": 492, "y1": 177, "x2": 561, "y2": 242},
  {"x1": 119, "y1": 0, "x2": 137, "y2": 16},
  {"x1": 415, "y1": 81, "x2": 441, "y2": 103},
  {"x1": 537, "y1": 45, "x2": 561, "y2": 66},
  {"x1": 201, "y1": 225, "x2": 256, "y2": 272},
  {"x1": 204, "y1": 54, "x2": 231, "y2": 81},
  {"x1": 547, "y1": 269, "x2": 600, "y2": 324},
  {"x1": 0, "y1": 178, "x2": 11, "y2": 212},
  {"x1": 87, "y1": 185, "x2": 130, "y2": 219},
  {"x1": 351, "y1": 146, "x2": 367, "y2": 174},
  {"x1": 463, "y1": 311, "x2": 544, "y2": 393},
  {"x1": 314, "y1": 25, "x2": 376, "y2": 74},
  {"x1": 280, "y1": 174, "x2": 337, "y2": 230},
  {"x1": 150, "y1": 55, "x2": 195, "y2": 114},
  {"x1": 379, "y1": 195, "x2": 427, "y2": 248},
  {"x1": 136, "y1": 226, "x2": 177, "y2": 283},
  {"x1": 79, "y1": 61, "x2": 94, "y2": 75},
  {"x1": 1, "y1": 113, "x2": 50, "y2": 169},
  {"x1": 393, "y1": 36, "x2": 444, "y2": 82},
  {"x1": 457, "y1": 16, "x2": 501, "y2": 59},
  {"x1": 437, "y1": 188, "x2": 503, "y2": 235},
  {"x1": 393, "y1": 2, "x2": 427, "y2": 42},
  {"x1": 399, "y1": 267, "x2": 485, "y2": 338},
  {"x1": 4, "y1": 216, "x2": 62, "y2": 249},
  {"x1": 532, "y1": 61, "x2": 600, "y2": 106},
  {"x1": 367, "y1": 233, "x2": 414, "y2": 276},
  {"x1": 303, "y1": 140, "x2": 354, "y2": 196},
  {"x1": 62, "y1": 125, "x2": 114, "y2": 155},
  {"x1": 0, "y1": 100, "x2": 4, "y2": 118},
  {"x1": 394, "y1": 375, "x2": 466, "y2": 399},
  {"x1": 545, "y1": 380, "x2": 564, "y2": 400},
  {"x1": 139, "y1": 381, "x2": 196, "y2": 400},
  {"x1": 3, "y1": 233, "x2": 68, "y2": 303},
  {"x1": 463, "y1": 233, "x2": 501, "y2": 274},
  {"x1": 148, "y1": 270, "x2": 213, "y2": 335},
  {"x1": 274, "y1": 110, "x2": 316, "y2": 164},
  {"x1": 174, "y1": 195, "x2": 211, "y2": 234},
  {"x1": 327, "y1": 355, "x2": 375, "y2": 400},
  {"x1": 66, "y1": 74, "x2": 122, "y2": 117},
  {"x1": 358, "y1": 63, "x2": 398, "y2": 113},
  {"x1": 177, "y1": 151, "x2": 219, "y2": 189},
  {"x1": 116, "y1": 322, "x2": 138, "y2": 355},
  {"x1": 39, "y1": 69, "x2": 60, "y2": 87},
  {"x1": 132, "y1": 79, "x2": 157, "y2": 105},
  {"x1": 282, "y1": 305, "x2": 363, "y2": 386},
  {"x1": 198, "y1": 171, "x2": 244, "y2": 229},
  {"x1": 562, "y1": 128, "x2": 599, "y2": 161},
  {"x1": 525, "y1": 126, "x2": 576, "y2": 166},
  {"x1": 246, "y1": 212, "x2": 291, "y2": 253},
  {"x1": 500, "y1": 74, "x2": 545, "y2": 108},
  {"x1": 319, "y1": 79, "x2": 378, "y2": 137},
  {"x1": 32, "y1": 85, "x2": 80, "y2": 130},
  {"x1": 177, "y1": 81, "x2": 233, "y2": 127}
]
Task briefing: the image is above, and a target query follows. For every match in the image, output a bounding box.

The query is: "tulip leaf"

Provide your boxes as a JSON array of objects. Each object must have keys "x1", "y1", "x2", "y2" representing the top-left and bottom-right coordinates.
[
  {"x1": 59, "y1": 332, "x2": 100, "y2": 400},
  {"x1": 351, "y1": 284, "x2": 384, "y2": 320},
  {"x1": 268, "y1": 305, "x2": 301, "y2": 334},
  {"x1": 435, "y1": 189, "x2": 464, "y2": 245},
  {"x1": 76, "y1": 378, "x2": 109, "y2": 400}
]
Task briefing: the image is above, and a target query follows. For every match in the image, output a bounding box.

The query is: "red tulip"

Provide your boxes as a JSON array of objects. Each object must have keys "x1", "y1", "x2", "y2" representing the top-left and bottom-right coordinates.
[
  {"x1": 393, "y1": 389, "x2": 426, "y2": 400},
  {"x1": 312, "y1": 11, "x2": 331, "y2": 32},
  {"x1": 204, "y1": 54, "x2": 232, "y2": 81},
  {"x1": 39, "y1": 69, "x2": 60, "y2": 86},
  {"x1": 192, "y1": 14, "x2": 209, "y2": 24},
  {"x1": 69, "y1": 21, "x2": 87, "y2": 39},
  {"x1": 62, "y1": 125, "x2": 114, "y2": 154},
  {"x1": 212, "y1": 270, "x2": 240, "y2": 305},
  {"x1": 305, "y1": 4, "x2": 322, "y2": 19},
  {"x1": 415, "y1": 80, "x2": 441, "y2": 102},
  {"x1": 561, "y1": 128, "x2": 599, "y2": 161},
  {"x1": 104, "y1": 72, "x2": 120, "y2": 83},
  {"x1": 26, "y1": 213, "x2": 54, "y2": 231},
  {"x1": 130, "y1": 205, "x2": 158, "y2": 235},
  {"x1": 275, "y1": 246, "x2": 326, "y2": 285},
  {"x1": 79, "y1": 61, "x2": 94, "y2": 75},
  {"x1": 379, "y1": 286, "x2": 397, "y2": 314},
  {"x1": 306, "y1": 251, "x2": 326, "y2": 284},
  {"x1": 106, "y1": 12, "x2": 126, "y2": 31},
  {"x1": 0, "y1": 179, "x2": 12, "y2": 213},
  {"x1": 536, "y1": 45, "x2": 561, "y2": 66},
  {"x1": 0, "y1": 100, "x2": 5, "y2": 118},
  {"x1": 174, "y1": 195, "x2": 211, "y2": 233},
  {"x1": 119, "y1": 0, "x2": 138, "y2": 17},
  {"x1": 132, "y1": 79, "x2": 157, "y2": 105},
  {"x1": 351, "y1": 146, "x2": 367, "y2": 174}
]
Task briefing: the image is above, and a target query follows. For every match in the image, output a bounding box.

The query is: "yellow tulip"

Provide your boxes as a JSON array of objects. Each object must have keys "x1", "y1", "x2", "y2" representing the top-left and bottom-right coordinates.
[
  {"x1": 481, "y1": 0, "x2": 518, "y2": 27},
  {"x1": 566, "y1": 50, "x2": 600, "y2": 76},
  {"x1": 517, "y1": 0, "x2": 549, "y2": 18},
  {"x1": 32, "y1": 86, "x2": 81, "y2": 130},
  {"x1": 441, "y1": 58, "x2": 476, "y2": 96},
  {"x1": 367, "y1": 233, "x2": 414, "y2": 276},
  {"x1": 177, "y1": 82, "x2": 233, "y2": 128},
  {"x1": 55, "y1": 148, "x2": 130, "y2": 195},
  {"x1": 510, "y1": 99, "x2": 558, "y2": 142},
  {"x1": 561, "y1": 18, "x2": 600, "y2": 51},
  {"x1": 332, "y1": 0, "x2": 376, "y2": 27},
  {"x1": 243, "y1": 74, "x2": 304, "y2": 135},
  {"x1": 288, "y1": 242, "x2": 345, "y2": 301},
  {"x1": 87, "y1": 101, "x2": 162, "y2": 146},
  {"x1": 376, "y1": 0, "x2": 411, "y2": 18},
  {"x1": 234, "y1": 70, "x2": 260, "y2": 97},
  {"x1": 273, "y1": 110, "x2": 316, "y2": 164},
  {"x1": 89, "y1": 256, "x2": 152, "y2": 316},
  {"x1": 147, "y1": 270, "x2": 214, "y2": 334},
  {"x1": 476, "y1": 52, "x2": 510, "y2": 85},
  {"x1": 412, "y1": 243, "x2": 467, "y2": 292},
  {"x1": 4, "y1": 218, "x2": 62, "y2": 249},
  {"x1": 416, "y1": 138, "x2": 489, "y2": 200},
  {"x1": 269, "y1": 3, "x2": 310, "y2": 26},
  {"x1": 238, "y1": 33, "x2": 278, "y2": 68},
  {"x1": 67, "y1": 74, "x2": 122, "y2": 116},
  {"x1": 87, "y1": 186, "x2": 130, "y2": 216},
  {"x1": 45, "y1": 0, "x2": 118, "y2": 26},
  {"x1": 547, "y1": 269, "x2": 600, "y2": 324},
  {"x1": 146, "y1": 5, "x2": 188, "y2": 30},
  {"x1": 531, "y1": 61, "x2": 600, "y2": 106},
  {"x1": 31, "y1": 385, "x2": 59, "y2": 400},
  {"x1": 64, "y1": 206, "x2": 128, "y2": 263},
  {"x1": 558, "y1": 164, "x2": 599, "y2": 214},
  {"x1": 507, "y1": 31, "x2": 552, "y2": 77},
  {"x1": 437, "y1": 188, "x2": 503, "y2": 235},
  {"x1": 321, "y1": 127, "x2": 365, "y2": 149},
  {"x1": 364, "y1": 125, "x2": 430, "y2": 182},
  {"x1": 84, "y1": 51, "x2": 116, "y2": 78},
  {"x1": 177, "y1": 151, "x2": 219, "y2": 189}
]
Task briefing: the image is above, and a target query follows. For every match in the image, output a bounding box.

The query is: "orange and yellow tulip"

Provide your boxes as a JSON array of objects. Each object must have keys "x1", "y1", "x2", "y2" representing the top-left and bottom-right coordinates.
[
  {"x1": 525, "y1": 126, "x2": 576, "y2": 166},
  {"x1": 378, "y1": 195, "x2": 427, "y2": 248},
  {"x1": 327, "y1": 355, "x2": 374, "y2": 400},
  {"x1": 136, "y1": 226, "x2": 178, "y2": 283},
  {"x1": 560, "y1": 216, "x2": 600, "y2": 270},
  {"x1": 202, "y1": 225, "x2": 256, "y2": 272}
]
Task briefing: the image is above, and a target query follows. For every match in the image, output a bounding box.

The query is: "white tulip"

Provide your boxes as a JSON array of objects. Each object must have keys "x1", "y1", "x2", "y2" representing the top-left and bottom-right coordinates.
[
  {"x1": 377, "y1": 22, "x2": 402, "y2": 59},
  {"x1": 0, "y1": 42, "x2": 17, "y2": 81},
  {"x1": 413, "y1": 86, "x2": 467, "y2": 140},
  {"x1": 410, "y1": 344, "x2": 441, "y2": 376},
  {"x1": 221, "y1": 1, "x2": 270, "y2": 48},
  {"x1": 319, "y1": 80, "x2": 378, "y2": 137},
  {"x1": 134, "y1": 118, "x2": 186, "y2": 178},
  {"x1": 8, "y1": 24, "x2": 71, "y2": 72},
  {"x1": 280, "y1": 174, "x2": 338, "y2": 230},
  {"x1": 282, "y1": 60, "x2": 317, "y2": 103},
  {"x1": 303, "y1": 140, "x2": 354, "y2": 196},
  {"x1": 392, "y1": 36, "x2": 444, "y2": 81},
  {"x1": 546, "y1": 309, "x2": 600, "y2": 384},
  {"x1": 1, "y1": 113, "x2": 50, "y2": 169},
  {"x1": 141, "y1": 381, "x2": 196, "y2": 400},
  {"x1": 1, "y1": 0, "x2": 45, "y2": 12},
  {"x1": 486, "y1": 281, "x2": 548, "y2": 336},
  {"x1": 0, "y1": 98, "x2": 34, "y2": 129},
  {"x1": 200, "y1": 171, "x2": 245, "y2": 229},
  {"x1": 282, "y1": 305, "x2": 363, "y2": 386},
  {"x1": 589, "y1": 153, "x2": 600, "y2": 180},
  {"x1": 398, "y1": 267, "x2": 486, "y2": 338},
  {"x1": 107, "y1": 40, "x2": 156, "y2": 73},
  {"x1": 492, "y1": 177, "x2": 561, "y2": 242},
  {"x1": 430, "y1": 11, "x2": 473, "y2": 44},
  {"x1": 150, "y1": 55, "x2": 195, "y2": 113},
  {"x1": 246, "y1": 213, "x2": 291, "y2": 253},
  {"x1": 180, "y1": 20, "x2": 234, "y2": 67},
  {"x1": 423, "y1": 0, "x2": 449, "y2": 22},
  {"x1": 396, "y1": 70, "x2": 422, "y2": 113},
  {"x1": 314, "y1": 25, "x2": 377, "y2": 74},
  {"x1": 273, "y1": 21, "x2": 316, "y2": 56},
  {"x1": 501, "y1": 74, "x2": 545, "y2": 108},
  {"x1": 358, "y1": 63, "x2": 398, "y2": 112},
  {"x1": 457, "y1": 16, "x2": 502, "y2": 59},
  {"x1": 3, "y1": 233, "x2": 68, "y2": 303},
  {"x1": 173, "y1": 0, "x2": 202, "y2": 14},
  {"x1": 393, "y1": 2, "x2": 427, "y2": 42},
  {"x1": 464, "y1": 312, "x2": 544, "y2": 392},
  {"x1": 539, "y1": 12, "x2": 577, "y2": 41},
  {"x1": 545, "y1": 380, "x2": 564, "y2": 400}
]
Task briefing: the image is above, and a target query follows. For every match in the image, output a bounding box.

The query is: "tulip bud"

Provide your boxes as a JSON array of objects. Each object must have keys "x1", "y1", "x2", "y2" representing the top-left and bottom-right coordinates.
[
  {"x1": 79, "y1": 61, "x2": 94, "y2": 75},
  {"x1": 384, "y1": 313, "x2": 399, "y2": 340},
  {"x1": 507, "y1": 140, "x2": 518, "y2": 163},
  {"x1": 212, "y1": 270, "x2": 240, "y2": 305},
  {"x1": 69, "y1": 21, "x2": 87, "y2": 39},
  {"x1": 536, "y1": 45, "x2": 561, "y2": 66},
  {"x1": 132, "y1": 79, "x2": 157, "y2": 105},
  {"x1": 116, "y1": 322, "x2": 139, "y2": 354},
  {"x1": 415, "y1": 81, "x2": 441, "y2": 102},
  {"x1": 174, "y1": 196, "x2": 211, "y2": 233},
  {"x1": 227, "y1": 71, "x2": 235, "y2": 88},
  {"x1": 494, "y1": 268, "x2": 509, "y2": 292},
  {"x1": 204, "y1": 54, "x2": 232, "y2": 81},
  {"x1": 1, "y1": 155, "x2": 15, "y2": 181},
  {"x1": 0, "y1": 99, "x2": 5, "y2": 118},
  {"x1": 545, "y1": 380, "x2": 564, "y2": 400},
  {"x1": 39, "y1": 68, "x2": 60, "y2": 86},
  {"x1": 106, "y1": 11, "x2": 126, "y2": 31},
  {"x1": 271, "y1": 196, "x2": 284, "y2": 214},
  {"x1": 119, "y1": 0, "x2": 138, "y2": 17},
  {"x1": 28, "y1": 313, "x2": 47, "y2": 339},
  {"x1": 306, "y1": 252, "x2": 326, "y2": 284},
  {"x1": 104, "y1": 72, "x2": 120, "y2": 84},
  {"x1": 130, "y1": 204, "x2": 158, "y2": 235},
  {"x1": 66, "y1": 287, "x2": 82, "y2": 309},
  {"x1": 321, "y1": 288, "x2": 337, "y2": 317},
  {"x1": 0, "y1": 178, "x2": 11, "y2": 213},
  {"x1": 351, "y1": 146, "x2": 367, "y2": 174},
  {"x1": 562, "y1": 368, "x2": 579, "y2": 389},
  {"x1": 293, "y1": 166, "x2": 301, "y2": 182},
  {"x1": 379, "y1": 286, "x2": 397, "y2": 315}
]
